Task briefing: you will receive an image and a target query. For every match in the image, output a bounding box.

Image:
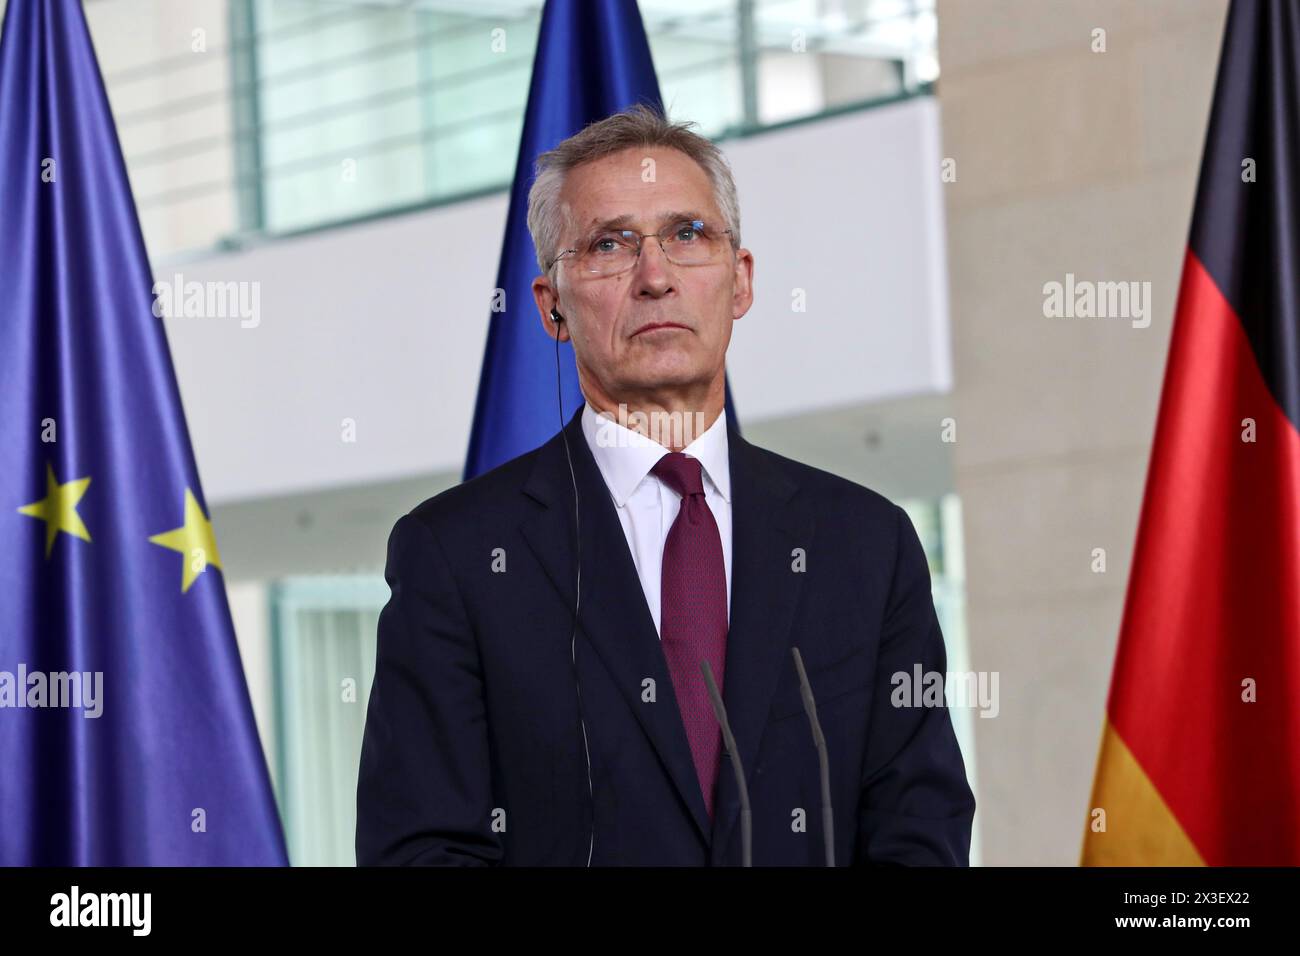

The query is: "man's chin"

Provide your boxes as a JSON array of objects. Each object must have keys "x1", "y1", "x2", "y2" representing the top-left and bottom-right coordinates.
[{"x1": 623, "y1": 358, "x2": 701, "y2": 383}]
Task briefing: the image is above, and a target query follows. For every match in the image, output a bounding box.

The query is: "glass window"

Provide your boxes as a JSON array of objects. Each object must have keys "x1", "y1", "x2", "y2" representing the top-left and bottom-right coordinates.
[
  {"x1": 270, "y1": 575, "x2": 387, "y2": 867},
  {"x1": 67, "y1": 0, "x2": 937, "y2": 260}
]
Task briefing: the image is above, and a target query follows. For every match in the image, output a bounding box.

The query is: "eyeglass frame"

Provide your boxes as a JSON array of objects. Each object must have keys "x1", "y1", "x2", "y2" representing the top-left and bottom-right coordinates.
[{"x1": 545, "y1": 218, "x2": 736, "y2": 275}]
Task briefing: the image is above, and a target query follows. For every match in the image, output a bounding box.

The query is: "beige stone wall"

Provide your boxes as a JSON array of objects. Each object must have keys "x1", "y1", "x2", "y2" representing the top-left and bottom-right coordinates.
[{"x1": 937, "y1": 0, "x2": 1230, "y2": 864}]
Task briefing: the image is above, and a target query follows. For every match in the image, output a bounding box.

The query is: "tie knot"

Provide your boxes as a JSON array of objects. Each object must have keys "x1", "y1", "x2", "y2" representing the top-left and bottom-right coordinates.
[{"x1": 652, "y1": 452, "x2": 705, "y2": 498}]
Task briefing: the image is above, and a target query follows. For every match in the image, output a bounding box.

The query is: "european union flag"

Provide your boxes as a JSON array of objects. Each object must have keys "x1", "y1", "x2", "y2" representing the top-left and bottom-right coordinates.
[
  {"x1": 464, "y1": 0, "x2": 738, "y2": 479},
  {"x1": 0, "y1": 0, "x2": 287, "y2": 864}
]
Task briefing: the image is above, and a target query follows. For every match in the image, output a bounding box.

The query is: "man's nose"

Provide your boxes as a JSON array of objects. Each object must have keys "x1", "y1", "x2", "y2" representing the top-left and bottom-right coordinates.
[{"x1": 632, "y1": 238, "x2": 674, "y2": 296}]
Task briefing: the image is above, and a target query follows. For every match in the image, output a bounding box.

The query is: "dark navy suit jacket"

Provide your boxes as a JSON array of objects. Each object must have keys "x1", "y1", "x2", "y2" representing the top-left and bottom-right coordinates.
[{"x1": 356, "y1": 405, "x2": 975, "y2": 865}]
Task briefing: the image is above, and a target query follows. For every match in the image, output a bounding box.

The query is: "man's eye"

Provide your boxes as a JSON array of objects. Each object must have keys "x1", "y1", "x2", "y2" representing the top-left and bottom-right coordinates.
[
  {"x1": 673, "y1": 223, "x2": 703, "y2": 242},
  {"x1": 591, "y1": 235, "x2": 628, "y2": 254}
]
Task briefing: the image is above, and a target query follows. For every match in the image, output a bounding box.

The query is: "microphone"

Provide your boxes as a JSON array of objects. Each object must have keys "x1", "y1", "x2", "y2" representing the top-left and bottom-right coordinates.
[
  {"x1": 701, "y1": 659, "x2": 752, "y2": 867},
  {"x1": 702, "y1": 653, "x2": 836, "y2": 867},
  {"x1": 552, "y1": 307, "x2": 594, "y2": 867},
  {"x1": 791, "y1": 647, "x2": 835, "y2": 866}
]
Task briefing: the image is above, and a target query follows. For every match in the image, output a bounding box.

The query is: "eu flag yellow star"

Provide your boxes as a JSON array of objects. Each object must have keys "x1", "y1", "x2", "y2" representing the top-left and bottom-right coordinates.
[
  {"x1": 148, "y1": 488, "x2": 223, "y2": 593},
  {"x1": 18, "y1": 463, "x2": 92, "y2": 558}
]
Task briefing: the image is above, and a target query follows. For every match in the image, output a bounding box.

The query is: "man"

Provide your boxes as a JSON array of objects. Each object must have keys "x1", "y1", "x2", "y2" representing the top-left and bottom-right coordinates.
[{"x1": 356, "y1": 105, "x2": 975, "y2": 866}]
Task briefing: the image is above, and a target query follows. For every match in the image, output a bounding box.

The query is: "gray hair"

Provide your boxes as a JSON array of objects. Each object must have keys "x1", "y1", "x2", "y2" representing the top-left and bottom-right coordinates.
[{"x1": 525, "y1": 103, "x2": 742, "y2": 274}]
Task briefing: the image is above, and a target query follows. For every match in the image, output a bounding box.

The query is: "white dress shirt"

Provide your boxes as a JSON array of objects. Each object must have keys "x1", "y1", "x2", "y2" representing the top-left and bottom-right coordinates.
[{"x1": 580, "y1": 401, "x2": 733, "y2": 638}]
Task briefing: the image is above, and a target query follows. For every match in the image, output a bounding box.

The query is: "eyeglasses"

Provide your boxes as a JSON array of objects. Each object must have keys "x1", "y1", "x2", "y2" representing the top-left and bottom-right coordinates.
[{"x1": 548, "y1": 219, "x2": 734, "y2": 276}]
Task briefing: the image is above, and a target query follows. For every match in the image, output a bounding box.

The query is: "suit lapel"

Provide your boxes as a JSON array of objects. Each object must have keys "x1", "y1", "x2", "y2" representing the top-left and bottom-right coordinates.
[
  {"x1": 709, "y1": 422, "x2": 813, "y2": 865},
  {"x1": 519, "y1": 406, "x2": 714, "y2": 844},
  {"x1": 518, "y1": 407, "x2": 813, "y2": 862}
]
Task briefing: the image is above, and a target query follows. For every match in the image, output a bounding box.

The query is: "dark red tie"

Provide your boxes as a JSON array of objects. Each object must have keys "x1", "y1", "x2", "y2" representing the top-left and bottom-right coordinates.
[{"x1": 651, "y1": 452, "x2": 729, "y2": 820}]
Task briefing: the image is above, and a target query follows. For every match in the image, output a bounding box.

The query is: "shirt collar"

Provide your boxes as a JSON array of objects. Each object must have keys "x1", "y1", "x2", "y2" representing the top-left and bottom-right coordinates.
[{"x1": 581, "y1": 401, "x2": 731, "y2": 507}]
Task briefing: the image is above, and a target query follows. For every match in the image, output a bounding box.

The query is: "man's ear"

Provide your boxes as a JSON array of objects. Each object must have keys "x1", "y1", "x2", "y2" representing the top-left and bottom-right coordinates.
[
  {"x1": 731, "y1": 247, "x2": 755, "y2": 321},
  {"x1": 532, "y1": 275, "x2": 570, "y2": 342}
]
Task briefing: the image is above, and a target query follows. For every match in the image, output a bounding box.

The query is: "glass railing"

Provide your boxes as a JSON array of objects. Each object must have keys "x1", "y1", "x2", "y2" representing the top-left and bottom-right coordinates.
[{"x1": 60, "y1": 0, "x2": 938, "y2": 261}]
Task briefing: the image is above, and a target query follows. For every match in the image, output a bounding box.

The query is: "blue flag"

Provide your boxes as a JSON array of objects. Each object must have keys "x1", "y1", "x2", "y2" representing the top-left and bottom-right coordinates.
[
  {"x1": 0, "y1": 0, "x2": 287, "y2": 864},
  {"x1": 464, "y1": 0, "x2": 739, "y2": 479}
]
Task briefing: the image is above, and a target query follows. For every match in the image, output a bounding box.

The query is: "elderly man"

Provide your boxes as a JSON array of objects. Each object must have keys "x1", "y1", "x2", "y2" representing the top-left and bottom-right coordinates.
[{"x1": 356, "y1": 105, "x2": 975, "y2": 866}]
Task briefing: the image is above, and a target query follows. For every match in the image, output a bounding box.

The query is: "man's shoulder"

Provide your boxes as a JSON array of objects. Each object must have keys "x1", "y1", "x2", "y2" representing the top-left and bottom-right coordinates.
[
  {"x1": 399, "y1": 440, "x2": 549, "y2": 540},
  {"x1": 389, "y1": 430, "x2": 907, "y2": 542},
  {"x1": 740, "y1": 438, "x2": 917, "y2": 574},
  {"x1": 737, "y1": 436, "x2": 903, "y2": 523}
]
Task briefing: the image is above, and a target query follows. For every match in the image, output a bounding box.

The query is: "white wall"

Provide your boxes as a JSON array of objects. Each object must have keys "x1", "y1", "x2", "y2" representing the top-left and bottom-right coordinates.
[
  {"x1": 226, "y1": 580, "x2": 277, "y2": 788},
  {"x1": 159, "y1": 97, "x2": 953, "y2": 504},
  {"x1": 937, "y1": 0, "x2": 1228, "y2": 865}
]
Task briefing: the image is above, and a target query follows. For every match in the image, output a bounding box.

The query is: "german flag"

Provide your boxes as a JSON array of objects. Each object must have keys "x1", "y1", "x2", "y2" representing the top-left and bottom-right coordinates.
[{"x1": 1083, "y1": 0, "x2": 1300, "y2": 866}]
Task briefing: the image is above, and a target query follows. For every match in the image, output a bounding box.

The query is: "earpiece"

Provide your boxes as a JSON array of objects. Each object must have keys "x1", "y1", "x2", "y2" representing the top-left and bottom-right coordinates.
[{"x1": 553, "y1": 313, "x2": 592, "y2": 867}]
